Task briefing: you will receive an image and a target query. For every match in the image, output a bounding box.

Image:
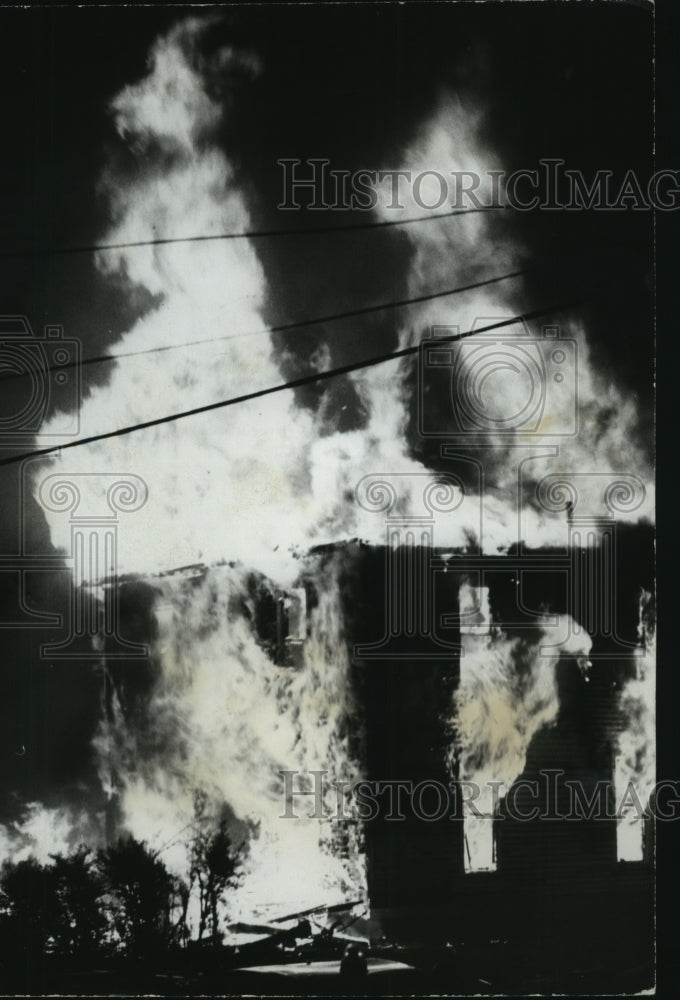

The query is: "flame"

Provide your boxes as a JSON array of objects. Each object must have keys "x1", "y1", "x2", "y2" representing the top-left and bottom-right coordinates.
[
  {"x1": 36, "y1": 25, "x2": 653, "y2": 577},
  {"x1": 29, "y1": 17, "x2": 372, "y2": 922},
  {"x1": 614, "y1": 590, "x2": 655, "y2": 862},
  {"x1": 0, "y1": 803, "x2": 94, "y2": 866},
  {"x1": 453, "y1": 582, "x2": 592, "y2": 871},
  {"x1": 92, "y1": 555, "x2": 364, "y2": 926},
  {"x1": 365, "y1": 95, "x2": 654, "y2": 544},
  {"x1": 37, "y1": 24, "x2": 480, "y2": 588}
]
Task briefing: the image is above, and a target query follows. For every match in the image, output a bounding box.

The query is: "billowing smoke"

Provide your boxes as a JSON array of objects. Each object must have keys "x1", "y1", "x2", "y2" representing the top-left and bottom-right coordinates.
[{"x1": 30, "y1": 21, "x2": 499, "y2": 910}]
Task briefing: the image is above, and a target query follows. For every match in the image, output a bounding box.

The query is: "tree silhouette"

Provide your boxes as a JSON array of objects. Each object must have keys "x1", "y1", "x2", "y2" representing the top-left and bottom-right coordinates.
[
  {"x1": 0, "y1": 857, "x2": 60, "y2": 959},
  {"x1": 96, "y1": 836, "x2": 184, "y2": 957},
  {"x1": 189, "y1": 792, "x2": 243, "y2": 945},
  {"x1": 49, "y1": 848, "x2": 106, "y2": 957}
]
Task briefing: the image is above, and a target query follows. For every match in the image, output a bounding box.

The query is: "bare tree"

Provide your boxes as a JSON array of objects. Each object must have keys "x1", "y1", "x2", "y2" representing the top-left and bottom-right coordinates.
[{"x1": 189, "y1": 792, "x2": 243, "y2": 946}]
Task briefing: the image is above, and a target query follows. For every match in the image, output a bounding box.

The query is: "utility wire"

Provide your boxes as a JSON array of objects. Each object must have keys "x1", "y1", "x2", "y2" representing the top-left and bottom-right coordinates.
[
  {"x1": 0, "y1": 246, "x2": 643, "y2": 386},
  {"x1": 0, "y1": 206, "x2": 501, "y2": 260},
  {"x1": 0, "y1": 266, "x2": 527, "y2": 383},
  {"x1": 0, "y1": 300, "x2": 584, "y2": 469}
]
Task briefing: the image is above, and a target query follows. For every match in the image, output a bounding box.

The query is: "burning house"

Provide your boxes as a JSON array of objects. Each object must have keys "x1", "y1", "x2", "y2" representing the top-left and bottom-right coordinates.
[
  {"x1": 0, "y1": 6, "x2": 656, "y2": 994},
  {"x1": 79, "y1": 516, "x2": 653, "y2": 970}
]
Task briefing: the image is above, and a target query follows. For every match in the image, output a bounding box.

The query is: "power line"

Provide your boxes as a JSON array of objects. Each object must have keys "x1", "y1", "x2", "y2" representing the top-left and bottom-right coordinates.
[
  {"x1": 0, "y1": 300, "x2": 583, "y2": 469},
  {"x1": 0, "y1": 266, "x2": 527, "y2": 383},
  {"x1": 0, "y1": 247, "x2": 642, "y2": 386},
  {"x1": 0, "y1": 206, "x2": 502, "y2": 260}
]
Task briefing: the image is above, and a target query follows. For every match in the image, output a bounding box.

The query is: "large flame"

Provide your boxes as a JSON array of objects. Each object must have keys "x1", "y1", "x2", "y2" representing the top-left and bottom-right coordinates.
[
  {"x1": 364, "y1": 95, "x2": 654, "y2": 546},
  {"x1": 92, "y1": 555, "x2": 364, "y2": 927}
]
